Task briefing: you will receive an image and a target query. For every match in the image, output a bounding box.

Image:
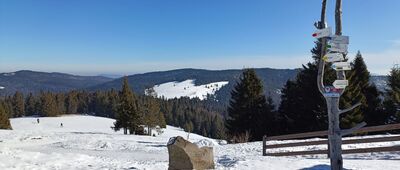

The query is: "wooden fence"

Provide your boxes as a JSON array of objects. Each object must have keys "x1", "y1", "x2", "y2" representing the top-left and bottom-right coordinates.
[{"x1": 262, "y1": 123, "x2": 400, "y2": 156}]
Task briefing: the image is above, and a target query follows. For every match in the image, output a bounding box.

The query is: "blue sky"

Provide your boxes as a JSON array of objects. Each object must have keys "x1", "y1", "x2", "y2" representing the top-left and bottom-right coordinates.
[{"x1": 1, "y1": 0, "x2": 399, "y2": 75}]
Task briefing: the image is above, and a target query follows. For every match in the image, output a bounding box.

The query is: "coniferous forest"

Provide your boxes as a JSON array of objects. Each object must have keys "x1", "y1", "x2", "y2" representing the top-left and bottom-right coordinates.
[{"x1": 1, "y1": 56, "x2": 399, "y2": 142}]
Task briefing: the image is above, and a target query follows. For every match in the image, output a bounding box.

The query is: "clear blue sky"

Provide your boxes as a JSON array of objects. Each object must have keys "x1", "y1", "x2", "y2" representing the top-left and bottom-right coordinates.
[{"x1": 1, "y1": 0, "x2": 399, "y2": 75}]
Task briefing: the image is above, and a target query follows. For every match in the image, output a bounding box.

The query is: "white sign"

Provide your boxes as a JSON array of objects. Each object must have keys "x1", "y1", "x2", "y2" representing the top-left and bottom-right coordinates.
[
  {"x1": 328, "y1": 36, "x2": 349, "y2": 44},
  {"x1": 323, "y1": 53, "x2": 344, "y2": 62},
  {"x1": 312, "y1": 27, "x2": 332, "y2": 38},
  {"x1": 332, "y1": 62, "x2": 351, "y2": 71},
  {"x1": 327, "y1": 43, "x2": 348, "y2": 53},
  {"x1": 333, "y1": 80, "x2": 349, "y2": 89}
]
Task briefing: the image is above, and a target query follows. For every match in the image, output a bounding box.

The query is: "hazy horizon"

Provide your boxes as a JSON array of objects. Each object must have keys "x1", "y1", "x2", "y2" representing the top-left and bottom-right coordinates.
[{"x1": 1, "y1": 0, "x2": 399, "y2": 75}]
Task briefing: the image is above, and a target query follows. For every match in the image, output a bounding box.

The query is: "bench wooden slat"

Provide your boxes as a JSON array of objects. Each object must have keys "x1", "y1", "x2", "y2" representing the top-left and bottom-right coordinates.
[
  {"x1": 266, "y1": 136, "x2": 400, "y2": 149},
  {"x1": 266, "y1": 123, "x2": 400, "y2": 141},
  {"x1": 265, "y1": 146, "x2": 400, "y2": 156}
]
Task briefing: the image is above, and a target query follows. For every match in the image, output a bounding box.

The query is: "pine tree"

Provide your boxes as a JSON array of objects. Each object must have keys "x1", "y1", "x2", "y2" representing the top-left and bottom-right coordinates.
[
  {"x1": 225, "y1": 69, "x2": 273, "y2": 141},
  {"x1": 12, "y1": 91, "x2": 25, "y2": 117},
  {"x1": 0, "y1": 102, "x2": 12, "y2": 129},
  {"x1": 278, "y1": 41, "x2": 335, "y2": 134},
  {"x1": 66, "y1": 91, "x2": 78, "y2": 114},
  {"x1": 279, "y1": 63, "x2": 329, "y2": 133},
  {"x1": 55, "y1": 93, "x2": 66, "y2": 115},
  {"x1": 340, "y1": 51, "x2": 383, "y2": 128},
  {"x1": 211, "y1": 115, "x2": 226, "y2": 139},
  {"x1": 114, "y1": 77, "x2": 141, "y2": 134},
  {"x1": 40, "y1": 91, "x2": 58, "y2": 117},
  {"x1": 384, "y1": 66, "x2": 400, "y2": 123},
  {"x1": 25, "y1": 93, "x2": 37, "y2": 116},
  {"x1": 142, "y1": 97, "x2": 161, "y2": 135}
]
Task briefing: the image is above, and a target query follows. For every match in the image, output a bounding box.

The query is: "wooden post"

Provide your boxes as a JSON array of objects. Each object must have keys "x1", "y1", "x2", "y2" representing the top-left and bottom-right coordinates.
[
  {"x1": 316, "y1": 0, "x2": 346, "y2": 169},
  {"x1": 262, "y1": 135, "x2": 267, "y2": 156},
  {"x1": 326, "y1": 97, "x2": 343, "y2": 170},
  {"x1": 315, "y1": 0, "x2": 329, "y2": 158}
]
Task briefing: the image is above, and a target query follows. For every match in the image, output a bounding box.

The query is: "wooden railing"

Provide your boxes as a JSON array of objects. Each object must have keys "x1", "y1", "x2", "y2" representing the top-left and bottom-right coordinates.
[{"x1": 262, "y1": 123, "x2": 400, "y2": 156}]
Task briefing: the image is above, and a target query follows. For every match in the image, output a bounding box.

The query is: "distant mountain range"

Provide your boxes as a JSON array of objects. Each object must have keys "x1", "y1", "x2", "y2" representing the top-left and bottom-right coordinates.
[
  {"x1": 0, "y1": 70, "x2": 112, "y2": 96},
  {"x1": 88, "y1": 68, "x2": 300, "y2": 105},
  {"x1": 0, "y1": 69, "x2": 388, "y2": 106}
]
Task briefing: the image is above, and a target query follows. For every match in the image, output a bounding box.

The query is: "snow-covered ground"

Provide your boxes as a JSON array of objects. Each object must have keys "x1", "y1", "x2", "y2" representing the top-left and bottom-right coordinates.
[
  {"x1": 148, "y1": 79, "x2": 229, "y2": 100},
  {"x1": 1, "y1": 115, "x2": 399, "y2": 170}
]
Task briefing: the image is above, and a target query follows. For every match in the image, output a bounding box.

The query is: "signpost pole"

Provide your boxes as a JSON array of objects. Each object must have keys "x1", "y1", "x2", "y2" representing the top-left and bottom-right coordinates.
[{"x1": 316, "y1": 1, "x2": 365, "y2": 169}]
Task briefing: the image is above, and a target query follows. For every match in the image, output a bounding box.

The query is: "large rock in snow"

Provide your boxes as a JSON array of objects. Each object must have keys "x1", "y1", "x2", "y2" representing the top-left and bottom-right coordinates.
[{"x1": 167, "y1": 136, "x2": 215, "y2": 170}]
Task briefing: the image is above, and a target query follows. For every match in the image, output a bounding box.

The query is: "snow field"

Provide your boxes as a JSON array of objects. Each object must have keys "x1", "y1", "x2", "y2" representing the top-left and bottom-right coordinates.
[
  {"x1": 149, "y1": 79, "x2": 229, "y2": 100},
  {"x1": 1, "y1": 115, "x2": 399, "y2": 170}
]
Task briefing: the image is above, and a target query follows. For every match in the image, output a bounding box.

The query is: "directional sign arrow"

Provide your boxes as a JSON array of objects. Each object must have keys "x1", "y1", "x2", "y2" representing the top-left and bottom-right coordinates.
[
  {"x1": 333, "y1": 80, "x2": 349, "y2": 89},
  {"x1": 327, "y1": 43, "x2": 348, "y2": 53},
  {"x1": 331, "y1": 62, "x2": 351, "y2": 71},
  {"x1": 312, "y1": 27, "x2": 332, "y2": 38},
  {"x1": 323, "y1": 53, "x2": 344, "y2": 62},
  {"x1": 327, "y1": 35, "x2": 349, "y2": 44}
]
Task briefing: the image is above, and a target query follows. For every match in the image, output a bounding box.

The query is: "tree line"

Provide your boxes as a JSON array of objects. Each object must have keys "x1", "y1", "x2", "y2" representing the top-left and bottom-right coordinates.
[
  {"x1": 0, "y1": 77, "x2": 226, "y2": 139},
  {"x1": 1, "y1": 41, "x2": 399, "y2": 142}
]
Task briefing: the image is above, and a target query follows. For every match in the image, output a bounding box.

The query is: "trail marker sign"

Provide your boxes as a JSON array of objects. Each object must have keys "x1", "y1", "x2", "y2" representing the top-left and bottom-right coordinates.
[
  {"x1": 327, "y1": 35, "x2": 349, "y2": 44},
  {"x1": 333, "y1": 80, "x2": 349, "y2": 89},
  {"x1": 323, "y1": 53, "x2": 344, "y2": 62},
  {"x1": 331, "y1": 62, "x2": 351, "y2": 71},
  {"x1": 312, "y1": 27, "x2": 332, "y2": 38},
  {"x1": 327, "y1": 43, "x2": 348, "y2": 53}
]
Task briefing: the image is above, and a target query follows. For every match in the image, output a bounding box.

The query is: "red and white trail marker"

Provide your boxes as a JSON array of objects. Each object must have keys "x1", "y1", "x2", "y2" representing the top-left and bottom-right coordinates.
[{"x1": 312, "y1": 27, "x2": 332, "y2": 38}]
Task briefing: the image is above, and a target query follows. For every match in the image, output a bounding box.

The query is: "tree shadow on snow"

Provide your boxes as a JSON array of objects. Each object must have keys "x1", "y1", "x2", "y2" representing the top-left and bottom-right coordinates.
[
  {"x1": 299, "y1": 164, "x2": 351, "y2": 170},
  {"x1": 217, "y1": 155, "x2": 239, "y2": 167}
]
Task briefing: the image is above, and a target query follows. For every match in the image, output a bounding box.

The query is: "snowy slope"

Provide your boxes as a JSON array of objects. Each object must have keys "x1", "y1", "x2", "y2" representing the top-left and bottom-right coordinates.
[
  {"x1": 1, "y1": 115, "x2": 400, "y2": 170},
  {"x1": 148, "y1": 79, "x2": 228, "y2": 100}
]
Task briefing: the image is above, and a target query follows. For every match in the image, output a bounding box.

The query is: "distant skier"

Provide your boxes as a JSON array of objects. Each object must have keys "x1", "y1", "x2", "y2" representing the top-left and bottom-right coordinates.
[
  {"x1": 60, "y1": 123, "x2": 63, "y2": 127},
  {"x1": 37, "y1": 118, "x2": 40, "y2": 124}
]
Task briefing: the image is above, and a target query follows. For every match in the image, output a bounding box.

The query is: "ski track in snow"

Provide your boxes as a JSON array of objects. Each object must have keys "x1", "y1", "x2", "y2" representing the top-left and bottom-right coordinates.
[{"x1": 1, "y1": 115, "x2": 400, "y2": 170}]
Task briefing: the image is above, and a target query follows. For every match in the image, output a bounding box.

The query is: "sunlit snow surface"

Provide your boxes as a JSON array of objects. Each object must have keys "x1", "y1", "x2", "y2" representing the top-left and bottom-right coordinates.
[
  {"x1": 1, "y1": 115, "x2": 399, "y2": 170},
  {"x1": 149, "y1": 79, "x2": 228, "y2": 100}
]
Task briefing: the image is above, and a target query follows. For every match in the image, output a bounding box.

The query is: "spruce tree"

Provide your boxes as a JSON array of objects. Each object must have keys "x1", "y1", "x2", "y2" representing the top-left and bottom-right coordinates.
[
  {"x1": 278, "y1": 41, "x2": 335, "y2": 134},
  {"x1": 66, "y1": 91, "x2": 78, "y2": 114},
  {"x1": 12, "y1": 91, "x2": 25, "y2": 117},
  {"x1": 0, "y1": 102, "x2": 12, "y2": 129},
  {"x1": 340, "y1": 51, "x2": 383, "y2": 128},
  {"x1": 40, "y1": 91, "x2": 58, "y2": 117},
  {"x1": 384, "y1": 66, "x2": 400, "y2": 123},
  {"x1": 225, "y1": 69, "x2": 273, "y2": 141},
  {"x1": 211, "y1": 115, "x2": 226, "y2": 139},
  {"x1": 25, "y1": 93, "x2": 37, "y2": 116},
  {"x1": 114, "y1": 77, "x2": 141, "y2": 134},
  {"x1": 142, "y1": 96, "x2": 161, "y2": 135}
]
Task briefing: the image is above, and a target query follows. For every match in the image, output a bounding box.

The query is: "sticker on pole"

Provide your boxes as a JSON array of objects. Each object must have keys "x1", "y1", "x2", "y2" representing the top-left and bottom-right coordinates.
[
  {"x1": 323, "y1": 53, "x2": 344, "y2": 62},
  {"x1": 323, "y1": 86, "x2": 341, "y2": 97},
  {"x1": 331, "y1": 62, "x2": 351, "y2": 71},
  {"x1": 333, "y1": 80, "x2": 349, "y2": 89},
  {"x1": 312, "y1": 27, "x2": 332, "y2": 38},
  {"x1": 327, "y1": 35, "x2": 349, "y2": 44}
]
